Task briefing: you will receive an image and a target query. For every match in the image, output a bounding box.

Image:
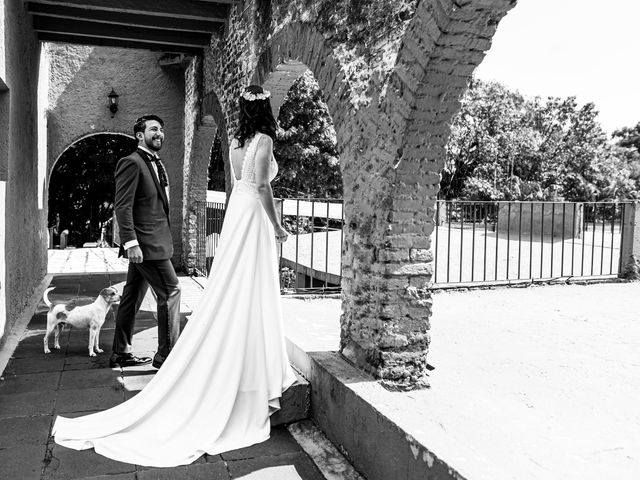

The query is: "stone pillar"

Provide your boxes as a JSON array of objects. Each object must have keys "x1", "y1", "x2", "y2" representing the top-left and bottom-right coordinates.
[
  {"x1": 338, "y1": 0, "x2": 517, "y2": 390},
  {"x1": 620, "y1": 201, "x2": 640, "y2": 279},
  {"x1": 340, "y1": 146, "x2": 438, "y2": 391},
  {"x1": 182, "y1": 118, "x2": 217, "y2": 274}
]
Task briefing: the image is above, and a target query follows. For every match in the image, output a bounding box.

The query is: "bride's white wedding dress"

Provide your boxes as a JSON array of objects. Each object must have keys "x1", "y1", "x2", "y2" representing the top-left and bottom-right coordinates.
[{"x1": 53, "y1": 133, "x2": 297, "y2": 467}]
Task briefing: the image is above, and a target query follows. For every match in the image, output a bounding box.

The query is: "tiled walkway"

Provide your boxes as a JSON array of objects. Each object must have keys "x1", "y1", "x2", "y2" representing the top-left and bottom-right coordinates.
[{"x1": 0, "y1": 273, "x2": 326, "y2": 480}]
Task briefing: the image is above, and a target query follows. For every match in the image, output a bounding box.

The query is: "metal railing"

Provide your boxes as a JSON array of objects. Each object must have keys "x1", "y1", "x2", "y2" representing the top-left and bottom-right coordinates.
[
  {"x1": 194, "y1": 201, "x2": 225, "y2": 277},
  {"x1": 433, "y1": 200, "x2": 630, "y2": 285},
  {"x1": 195, "y1": 198, "x2": 630, "y2": 291},
  {"x1": 277, "y1": 197, "x2": 344, "y2": 294},
  {"x1": 194, "y1": 198, "x2": 344, "y2": 294}
]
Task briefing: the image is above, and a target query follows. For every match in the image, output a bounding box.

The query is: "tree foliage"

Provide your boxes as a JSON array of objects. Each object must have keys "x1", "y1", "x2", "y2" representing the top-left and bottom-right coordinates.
[
  {"x1": 442, "y1": 79, "x2": 640, "y2": 201},
  {"x1": 48, "y1": 134, "x2": 137, "y2": 247},
  {"x1": 273, "y1": 71, "x2": 342, "y2": 199}
]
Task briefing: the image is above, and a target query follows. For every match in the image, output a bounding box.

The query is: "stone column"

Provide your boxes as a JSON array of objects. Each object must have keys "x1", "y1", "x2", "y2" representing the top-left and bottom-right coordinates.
[
  {"x1": 182, "y1": 119, "x2": 217, "y2": 274},
  {"x1": 338, "y1": 0, "x2": 517, "y2": 390},
  {"x1": 620, "y1": 201, "x2": 640, "y2": 279}
]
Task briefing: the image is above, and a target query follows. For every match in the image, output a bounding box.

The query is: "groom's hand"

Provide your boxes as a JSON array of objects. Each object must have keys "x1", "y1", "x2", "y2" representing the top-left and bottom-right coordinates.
[{"x1": 127, "y1": 246, "x2": 144, "y2": 263}]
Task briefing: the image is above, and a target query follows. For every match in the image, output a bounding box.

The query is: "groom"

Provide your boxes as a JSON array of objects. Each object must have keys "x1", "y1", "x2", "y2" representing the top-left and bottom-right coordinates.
[{"x1": 111, "y1": 114, "x2": 181, "y2": 369}]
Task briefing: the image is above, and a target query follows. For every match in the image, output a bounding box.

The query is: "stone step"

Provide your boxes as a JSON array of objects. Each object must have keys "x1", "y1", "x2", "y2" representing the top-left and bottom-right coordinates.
[{"x1": 270, "y1": 369, "x2": 310, "y2": 426}]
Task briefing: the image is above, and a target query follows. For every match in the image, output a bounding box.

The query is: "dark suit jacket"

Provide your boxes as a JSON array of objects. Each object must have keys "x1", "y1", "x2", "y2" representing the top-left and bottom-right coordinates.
[{"x1": 114, "y1": 149, "x2": 173, "y2": 260}]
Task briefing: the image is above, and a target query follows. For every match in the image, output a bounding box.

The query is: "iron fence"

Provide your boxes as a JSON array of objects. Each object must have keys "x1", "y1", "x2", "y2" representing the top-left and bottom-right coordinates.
[
  {"x1": 277, "y1": 197, "x2": 344, "y2": 294},
  {"x1": 434, "y1": 200, "x2": 630, "y2": 285},
  {"x1": 195, "y1": 198, "x2": 631, "y2": 291},
  {"x1": 194, "y1": 198, "x2": 344, "y2": 294},
  {"x1": 194, "y1": 201, "x2": 225, "y2": 277}
]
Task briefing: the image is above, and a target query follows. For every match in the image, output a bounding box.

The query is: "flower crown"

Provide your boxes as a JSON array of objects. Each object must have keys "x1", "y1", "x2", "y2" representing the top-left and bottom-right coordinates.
[{"x1": 241, "y1": 89, "x2": 271, "y2": 101}]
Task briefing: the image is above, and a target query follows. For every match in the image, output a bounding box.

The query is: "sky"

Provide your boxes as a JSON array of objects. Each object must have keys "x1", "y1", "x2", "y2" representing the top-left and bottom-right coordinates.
[{"x1": 474, "y1": 0, "x2": 640, "y2": 136}]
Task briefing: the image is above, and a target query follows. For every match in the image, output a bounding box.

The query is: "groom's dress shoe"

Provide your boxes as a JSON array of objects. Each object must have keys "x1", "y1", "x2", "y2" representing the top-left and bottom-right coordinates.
[{"x1": 110, "y1": 353, "x2": 152, "y2": 368}]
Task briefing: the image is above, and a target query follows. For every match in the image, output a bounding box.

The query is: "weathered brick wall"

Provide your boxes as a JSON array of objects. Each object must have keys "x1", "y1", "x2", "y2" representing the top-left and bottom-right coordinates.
[
  {"x1": 181, "y1": 57, "x2": 200, "y2": 272},
  {"x1": 181, "y1": 56, "x2": 222, "y2": 273},
  {"x1": 1, "y1": 1, "x2": 46, "y2": 339},
  {"x1": 354, "y1": 0, "x2": 516, "y2": 387},
  {"x1": 196, "y1": 0, "x2": 517, "y2": 389},
  {"x1": 47, "y1": 45, "x2": 186, "y2": 266}
]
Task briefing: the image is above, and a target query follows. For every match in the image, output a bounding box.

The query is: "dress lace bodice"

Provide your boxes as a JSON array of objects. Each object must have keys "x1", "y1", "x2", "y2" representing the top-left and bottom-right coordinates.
[{"x1": 231, "y1": 133, "x2": 278, "y2": 198}]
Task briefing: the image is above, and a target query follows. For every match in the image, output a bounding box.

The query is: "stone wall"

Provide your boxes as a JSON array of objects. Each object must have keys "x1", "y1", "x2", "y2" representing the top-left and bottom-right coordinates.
[
  {"x1": 1, "y1": 1, "x2": 46, "y2": 339},
  {"x1": 498, "y1": 202, "x2": 583, "y2": 239},
  {"x1": 195, "y1": 0, "x2": 517, "y2": 389},
  {"x1": 181, "y1": 57, "x2": 221, "y2": 273},
  {"x1": 46, "y1": 44, "x2": 186, "y2": 266}
]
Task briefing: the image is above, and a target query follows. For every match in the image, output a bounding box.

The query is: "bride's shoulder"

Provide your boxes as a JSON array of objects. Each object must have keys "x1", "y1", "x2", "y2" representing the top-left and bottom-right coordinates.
[{"x1": 256, "y1": 133, "x2": 272, "y2": 148}]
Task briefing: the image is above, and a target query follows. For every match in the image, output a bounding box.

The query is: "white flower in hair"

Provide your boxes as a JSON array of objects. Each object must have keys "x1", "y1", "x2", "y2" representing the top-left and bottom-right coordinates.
[{"x1": 241, "y1": 89, "x2": 271, "y2": 101}]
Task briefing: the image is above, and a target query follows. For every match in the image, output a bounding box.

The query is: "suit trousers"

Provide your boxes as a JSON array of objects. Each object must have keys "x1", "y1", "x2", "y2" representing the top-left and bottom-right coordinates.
[{"x1": 113, "y1": 259, "x2": 181, "y2": 359}]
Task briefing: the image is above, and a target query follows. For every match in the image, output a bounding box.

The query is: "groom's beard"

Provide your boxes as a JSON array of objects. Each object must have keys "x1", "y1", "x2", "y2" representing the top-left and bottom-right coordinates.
[{"x1": 145, "y1": 136, "x2": 163, "y2": 152}]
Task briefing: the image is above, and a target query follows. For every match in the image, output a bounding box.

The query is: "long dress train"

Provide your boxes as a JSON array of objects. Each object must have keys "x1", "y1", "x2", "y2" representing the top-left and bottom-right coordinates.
[{"x1": 52, "y1": 133, "x2": 297, "y2": 467}]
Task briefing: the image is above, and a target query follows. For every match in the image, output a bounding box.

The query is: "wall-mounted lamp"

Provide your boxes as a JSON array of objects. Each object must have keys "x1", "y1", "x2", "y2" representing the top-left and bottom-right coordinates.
[{"x1": 107, "y1": 88, "x2": 119, "y2": 117}]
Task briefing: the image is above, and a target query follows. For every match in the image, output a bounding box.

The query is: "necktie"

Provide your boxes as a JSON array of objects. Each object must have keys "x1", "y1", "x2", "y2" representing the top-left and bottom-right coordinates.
[{"x1": 154, "y1": 157, "x2": 169, "y2": 188}]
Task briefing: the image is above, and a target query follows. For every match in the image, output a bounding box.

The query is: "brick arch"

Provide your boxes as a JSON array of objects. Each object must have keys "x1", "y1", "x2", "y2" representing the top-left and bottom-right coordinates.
[
  {"x1": 248, "y1": 3, "x2": 517, "y2": 389},
  {"x1": 181, "y1": 89, "x2": 230, "y2": 273},
  {"x1": 198, "y1": 2, "x2": 517, "y2": 389},
  {"x1": 253, "y1": 21, "x2": 415, "y2": 382},
  {"x1": 258, "y1": 22, "x2": 356, "y2": 144},
  {"x1": 252, "y1": 60, "x2": 310, "y2": 116},
  {"x1": 331, "y1": 0, "x2": 519, "y2": 388}
]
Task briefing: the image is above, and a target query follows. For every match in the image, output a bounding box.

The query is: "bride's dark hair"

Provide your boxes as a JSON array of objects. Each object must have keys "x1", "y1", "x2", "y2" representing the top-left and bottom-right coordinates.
[{"x1": 233, "y1": 85, "x2": 277, "y2": 148}]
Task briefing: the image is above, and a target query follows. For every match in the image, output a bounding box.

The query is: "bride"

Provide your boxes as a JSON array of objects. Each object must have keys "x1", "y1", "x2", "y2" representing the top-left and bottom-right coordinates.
[{"x1": 52, "y1": 85, "x2": 297, "y2": 467}]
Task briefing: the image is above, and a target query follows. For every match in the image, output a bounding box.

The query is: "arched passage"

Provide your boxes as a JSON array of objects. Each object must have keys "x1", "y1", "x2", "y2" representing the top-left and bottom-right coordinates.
[
  {"x1": 46, "y1": 43, "x2": 187, "y2": 264},
  {"x1": 48, "y1": 132, "x2": 136, "y2": 247},
  {"x1": 254, "y1": 2, "x2": 516, "y2": 388},
  {"x1": 197, "y1": 0, "x2": 518, "y2": 389}
]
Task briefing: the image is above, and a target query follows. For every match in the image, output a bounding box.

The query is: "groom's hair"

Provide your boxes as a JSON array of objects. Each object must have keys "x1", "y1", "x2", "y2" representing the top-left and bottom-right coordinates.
[{"x1": 133, "y1": 114, "x2": 164, "y2": 136}]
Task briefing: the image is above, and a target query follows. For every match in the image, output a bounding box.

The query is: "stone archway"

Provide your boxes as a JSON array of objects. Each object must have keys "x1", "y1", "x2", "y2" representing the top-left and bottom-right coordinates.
[
  {"x1": 254, "y1": 60, "x2": 311, "y2": 116},
  {"x1": 48, "y1": 132, "x2": 136, "y2": 247},
  {"x1": 46, "y1": 43, "x2": 187, "y2": 264},
  {"x1": 258, "y1": 2, "x2": 516, "y2": 389},
  {"x1": 198, "y1": 0, "x2": 518, "y2": 389}
]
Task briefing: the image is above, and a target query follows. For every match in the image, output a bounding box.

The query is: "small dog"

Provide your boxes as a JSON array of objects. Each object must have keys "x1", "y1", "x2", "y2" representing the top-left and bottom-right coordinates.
[{"x1": 43, "y1": 286, "x2": 121, "y2": 356}]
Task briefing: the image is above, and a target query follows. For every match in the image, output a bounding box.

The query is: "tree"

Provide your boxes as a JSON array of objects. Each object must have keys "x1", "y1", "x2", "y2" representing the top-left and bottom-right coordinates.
[
  {"x1": 612, "y1": 122, "x2": 640, "y2": 152},
  {"x1": 442, "y1": 80, "x2": 543, "y2": 200},
  {"x1": 274, "y1": 71, "x2": 342, "y2": 199},
  {"x1": 609, "y1": 123, "x2": 640, "y2": 199},
  {"x1": 442, "y1": 79, "x2": 638, "y2": 201},
  {"x1": 48, "y1": 134, "x2": 137, "y2": 247}
]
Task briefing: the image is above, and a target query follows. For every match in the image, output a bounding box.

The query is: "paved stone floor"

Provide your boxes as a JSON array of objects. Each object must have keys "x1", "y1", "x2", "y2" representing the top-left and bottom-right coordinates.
[
  {"x1": 0, "y1": 274, "x2": 326, "y2": 480},
  {"x1": 13, "y1": 248, "x2": 638, "y2": 479}
]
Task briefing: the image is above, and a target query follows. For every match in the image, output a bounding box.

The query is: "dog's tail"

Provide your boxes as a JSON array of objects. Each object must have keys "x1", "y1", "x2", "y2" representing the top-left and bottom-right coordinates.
[{"x1": 43, "y1": 287, "x2": 55, "y2": 308}]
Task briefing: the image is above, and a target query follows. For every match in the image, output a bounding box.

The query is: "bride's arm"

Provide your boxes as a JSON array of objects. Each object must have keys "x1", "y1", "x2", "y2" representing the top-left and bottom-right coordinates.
[{"x1": 255, "y1": 135, "x2": 288, "y2": 240}]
